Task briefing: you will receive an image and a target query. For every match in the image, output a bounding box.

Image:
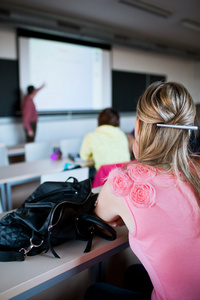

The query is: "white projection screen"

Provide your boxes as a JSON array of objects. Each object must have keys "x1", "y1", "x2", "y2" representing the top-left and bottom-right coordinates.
[{"x1": 18, "y1": 31, "x2": 111, "y2": 114}]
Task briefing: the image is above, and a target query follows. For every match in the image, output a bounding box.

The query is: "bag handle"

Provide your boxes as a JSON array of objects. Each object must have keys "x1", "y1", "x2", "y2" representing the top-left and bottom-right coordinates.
[
  {"x1": 25, "y1": 177, "x2": 90, "y2": 206},
  {"x1": 75, "y1": 213, "x2": 116, "y2": 253},
  {"x1": 66, "y1": 176, "x2": 78, "y2": 183},
  {"x1": 76, "y1": 213, "x2": 116, "y2": 240},
  {"x1": 25, "y1": 187, "x2": 79, "y2": 206}
]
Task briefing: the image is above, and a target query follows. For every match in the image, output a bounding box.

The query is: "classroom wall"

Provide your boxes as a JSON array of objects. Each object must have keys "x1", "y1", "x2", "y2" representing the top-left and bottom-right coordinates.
[{"x1": 0, "y1": 25, "x2": 200, "y2": 146}]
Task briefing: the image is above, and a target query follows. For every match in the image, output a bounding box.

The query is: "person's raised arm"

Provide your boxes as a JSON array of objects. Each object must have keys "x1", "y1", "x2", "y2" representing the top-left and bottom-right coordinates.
[{"x1": 33, "y1": 83, "x2": 46, "y2": 96}]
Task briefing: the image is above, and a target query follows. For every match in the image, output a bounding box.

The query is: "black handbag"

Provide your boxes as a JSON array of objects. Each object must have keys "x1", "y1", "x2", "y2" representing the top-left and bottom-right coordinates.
[{"x1": 0, "y1": 177, "x2": 116, "y2": 262}]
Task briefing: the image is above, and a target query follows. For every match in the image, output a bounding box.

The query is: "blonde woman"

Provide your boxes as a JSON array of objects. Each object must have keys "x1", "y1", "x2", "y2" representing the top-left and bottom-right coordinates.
[{"x1": 85, "y1": 82, "x2": 200, "y2": 300}]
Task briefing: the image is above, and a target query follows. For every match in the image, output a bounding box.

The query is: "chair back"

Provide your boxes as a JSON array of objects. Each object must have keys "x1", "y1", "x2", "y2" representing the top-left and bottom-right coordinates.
[
  {"x1": 25, "y1": 142, "x2": 52, "y2": 162},
  {"x1": 0, "y1": 144, "x2": 9, "y2": 166},
  {"x1": 60, "y1": 138, "x2": 82, "y2": 158},
  {"x1": 40, "y1": 167, "x2": 89, "y2": 184}
]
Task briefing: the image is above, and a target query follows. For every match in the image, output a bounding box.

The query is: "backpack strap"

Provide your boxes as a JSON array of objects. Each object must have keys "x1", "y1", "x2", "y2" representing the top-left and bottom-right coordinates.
[
  {"x1": 0, "y1": 248, "x2": 25, "y2": 261},
  {"x1": 0, "y1": 233, "x2": 44, "y2": 262},
  {"x1": 75, "y1": 213, "x2": 116, "y2": 253}
]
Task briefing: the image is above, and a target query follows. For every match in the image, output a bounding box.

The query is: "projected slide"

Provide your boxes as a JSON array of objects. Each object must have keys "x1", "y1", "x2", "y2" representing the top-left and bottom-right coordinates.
[{"x1": 19, "y1": 36, "x2": 111, "y2": 113}]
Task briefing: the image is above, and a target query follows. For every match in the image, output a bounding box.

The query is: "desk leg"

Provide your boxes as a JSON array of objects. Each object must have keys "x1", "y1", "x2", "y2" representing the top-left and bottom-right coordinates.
[
  {"x1": 0, "y1": 184, "x2": 6, "y2": 212},
  {"x1": 6, "y1": 183, "x2": 13, "y2": 211},
  {"x1": 91, "y1": 261, "x2": 106, "y2": 284},
  {"x1": 6, "y1": 177, "x2": 40, "y2": 211}
]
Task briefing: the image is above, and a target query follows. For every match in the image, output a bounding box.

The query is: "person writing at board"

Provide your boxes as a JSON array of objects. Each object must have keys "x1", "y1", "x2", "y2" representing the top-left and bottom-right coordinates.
[{"x1": 22, "y1": 84, "x2": 45, "y2": 142}]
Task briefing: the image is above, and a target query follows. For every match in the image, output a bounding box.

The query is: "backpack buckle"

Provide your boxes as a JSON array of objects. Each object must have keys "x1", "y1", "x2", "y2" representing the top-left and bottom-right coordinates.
[{"x1": 20, "y1": 238, "x2": 43, "y2": 257}]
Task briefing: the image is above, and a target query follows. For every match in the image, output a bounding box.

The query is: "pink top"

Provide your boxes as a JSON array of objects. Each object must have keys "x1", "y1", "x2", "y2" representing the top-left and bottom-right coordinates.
[
  {"x1": 22, "y1": 94, "x2": 38, "y2": 131},
  {"x1": 109, "y1": 163, "x2": 200, "y2": 300}
]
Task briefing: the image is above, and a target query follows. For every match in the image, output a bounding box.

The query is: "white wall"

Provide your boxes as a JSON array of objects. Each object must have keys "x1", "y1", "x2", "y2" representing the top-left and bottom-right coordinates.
[{"x1": 0, "y1": 25, "x2": 200, "y2": 146}]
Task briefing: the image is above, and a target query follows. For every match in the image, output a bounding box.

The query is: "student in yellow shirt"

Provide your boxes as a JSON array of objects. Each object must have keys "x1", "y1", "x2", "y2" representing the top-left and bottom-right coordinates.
[{"x1": 80, "y1": 107, "x2": 130, "y2": 174}]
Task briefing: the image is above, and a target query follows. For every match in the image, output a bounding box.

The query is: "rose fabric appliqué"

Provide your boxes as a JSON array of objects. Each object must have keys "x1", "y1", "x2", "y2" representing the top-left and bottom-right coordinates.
[
  {"x1": 129, "y1": 182, "x2": 156, "y2": 208},
  {"x1": 127, "y1": 164, "x2": 156, "y2": 182},
  {"x1": 109, "y1": 168, "x2": 132, "y2": 196}
]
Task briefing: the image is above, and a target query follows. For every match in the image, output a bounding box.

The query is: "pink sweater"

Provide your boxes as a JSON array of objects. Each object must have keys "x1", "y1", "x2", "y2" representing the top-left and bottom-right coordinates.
[{"x1": 109, "y1": 164, "x2": 200, "y2": 300}]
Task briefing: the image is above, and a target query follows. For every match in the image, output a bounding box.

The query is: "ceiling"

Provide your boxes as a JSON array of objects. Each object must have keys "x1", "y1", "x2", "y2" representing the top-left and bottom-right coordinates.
[{"x1": 0, "y1": 0, "x2": 200, "y2": 59}]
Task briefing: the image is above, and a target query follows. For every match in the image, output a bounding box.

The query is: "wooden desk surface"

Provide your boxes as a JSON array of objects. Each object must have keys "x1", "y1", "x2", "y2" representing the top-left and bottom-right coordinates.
[
  {"x1": 0, "y1": 225, "x2": 128, "y2": 300},
  {"x1": 0, "y1": 158, "x2": 94, "y2": 185}
]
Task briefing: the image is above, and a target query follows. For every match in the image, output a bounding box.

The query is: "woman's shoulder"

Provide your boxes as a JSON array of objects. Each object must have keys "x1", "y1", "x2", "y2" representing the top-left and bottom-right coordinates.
[
  {"x1": 108, "y1": 163, "x2": 158, "y2": 192},
  {"x1": 108, "y1": 162, "x2": 157, "y2": 208},
  {"x1": 109, "y1": 162, "x2": 157, "y2": 181}
]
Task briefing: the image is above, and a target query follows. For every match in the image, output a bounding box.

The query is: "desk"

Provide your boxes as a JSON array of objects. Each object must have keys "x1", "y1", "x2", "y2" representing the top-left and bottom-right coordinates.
[
  {"x1": 0, "y1": 224, "x2": 129, "y2": 300},
  {"x1": 0, "y1": 158, "x2": 94, "y2": 211}
]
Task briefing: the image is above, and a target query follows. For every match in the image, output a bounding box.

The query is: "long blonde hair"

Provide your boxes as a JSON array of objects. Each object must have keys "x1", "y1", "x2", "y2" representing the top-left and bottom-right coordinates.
[{"x1": 136, "y1": 81, "x2": 200, "y2": 200}]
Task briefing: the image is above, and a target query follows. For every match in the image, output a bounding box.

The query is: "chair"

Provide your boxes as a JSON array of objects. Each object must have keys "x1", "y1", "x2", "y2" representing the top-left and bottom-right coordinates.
[
  {"x1": 24, "y1": 142, "x2": 52, "y2": 162},
  {"x1": 0, "y1": 144, "x2": 9, "y2": 167},
  {"x1": 60, "y1": 138, "x2": 83, "y2": 158},
  {"x1": 92, "y1": 162, "x2": 128, "y2": 188},
  {"x1": 40, "y1": 167, "x2": 89, "y2": 184}
]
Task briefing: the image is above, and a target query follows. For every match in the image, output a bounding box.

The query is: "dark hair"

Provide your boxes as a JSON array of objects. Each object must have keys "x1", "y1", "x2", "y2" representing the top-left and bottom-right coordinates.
[
  {"x1": 98, "y1": 108, "x2": 120, "y2": 127},
  {"x1": 27, "y1": 85, "x2": 35, "y2": 95}
]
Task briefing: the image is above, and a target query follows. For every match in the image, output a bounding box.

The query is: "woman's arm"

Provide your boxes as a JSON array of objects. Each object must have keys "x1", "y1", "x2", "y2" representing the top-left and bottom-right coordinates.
[
  {"x1": 95, "y1": 179, "x2": 134, "y2": 233},
  {"x1": 95, "y1": 179, "x2": 121, "y2": 224}
]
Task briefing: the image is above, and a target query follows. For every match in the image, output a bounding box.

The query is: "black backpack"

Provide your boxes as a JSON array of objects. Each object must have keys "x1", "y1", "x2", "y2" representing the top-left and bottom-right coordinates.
[{"x1": 0, "y1": 177, "x2": 116, "y2": 261}]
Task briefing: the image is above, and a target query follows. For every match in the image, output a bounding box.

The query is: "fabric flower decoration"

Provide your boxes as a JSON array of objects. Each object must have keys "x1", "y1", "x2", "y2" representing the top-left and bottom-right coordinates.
[
  {"x1": 109, "y1": 168, "x2": 132, "y2": 196},
  {"x1": 129, "y1": 182, "x2": 156, "y2": 208},
  {"x1": 127, "y1": 164, "x2": 156, "y2": 182}
]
